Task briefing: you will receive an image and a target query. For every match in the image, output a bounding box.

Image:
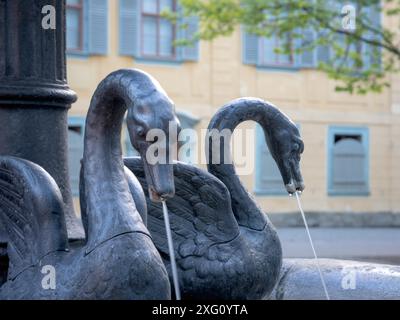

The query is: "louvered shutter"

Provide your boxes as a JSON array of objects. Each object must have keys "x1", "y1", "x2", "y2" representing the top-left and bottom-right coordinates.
[
  {"x1": 119, "y1": 0, "x2": 140, "y2": 57},
  {"x1": 180, "y1": 16, "x2": 200, "y2": 61},
  {"x1": 243, "y1": 30, "x2": 259, "y2": 65},
  {"x1": 88, "y1": 0, "x2": 108, "y2": 55},
  {"x1": 299, "y1": 29, "x2": 316, "y2": 67},
  {"x1": 331, "y1": 138, "x2": 368, "y2": 194}
]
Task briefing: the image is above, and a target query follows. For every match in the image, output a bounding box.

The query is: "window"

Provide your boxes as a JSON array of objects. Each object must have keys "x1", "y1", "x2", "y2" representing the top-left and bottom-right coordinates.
[
  {"x1": 327, "y1": 126, "x2": 369, "y2": 196},
  {"x1": 68, "y1": 117, "x2": 85, "y2": 196},
  {"x1": 66, "y1": 0, "x2": 108, "y2": 55},
  {"x1": 141, "y1": 0, "x2": 176, "y2": 59},
  {"x1": 120, "y1": 0, "x2": 199, "y2": 62},
  {"x1": 243, "y1": 31, "x2": 304, "y2": 69},
  {"x1": 259, "y1": 34, "x2": 294, "y2": 67},
  {"x1": 242, "y1": 2, "x2": 381, "y2": 69},
  {"x1": 66, "y1": 0, "x2": 84, "y2": 52}
]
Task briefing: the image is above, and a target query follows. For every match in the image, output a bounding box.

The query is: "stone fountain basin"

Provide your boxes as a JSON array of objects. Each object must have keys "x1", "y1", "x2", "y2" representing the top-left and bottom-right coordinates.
[{"x1": 268, "y1": 258, "x2": 400, "y2": 300}]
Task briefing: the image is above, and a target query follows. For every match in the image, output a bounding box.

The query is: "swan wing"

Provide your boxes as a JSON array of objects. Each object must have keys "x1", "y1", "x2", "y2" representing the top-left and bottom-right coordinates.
[
  {"x1": 124, "y1": 158, "x2": 240, "y2": 260},
  {"x1": 0, "y1": 156, "x2": 68, "y2": 279}
]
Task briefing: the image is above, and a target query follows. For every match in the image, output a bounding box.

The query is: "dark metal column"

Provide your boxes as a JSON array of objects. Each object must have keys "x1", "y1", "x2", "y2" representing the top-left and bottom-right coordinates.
[{"x1": 0, "y1": 0, "x2": 84, "y2": 240}]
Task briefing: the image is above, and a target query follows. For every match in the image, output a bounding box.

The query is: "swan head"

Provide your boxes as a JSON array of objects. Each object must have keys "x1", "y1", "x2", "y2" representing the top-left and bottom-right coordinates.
[
  {"x1": 265, "y1": 112, "x2": 305, "y2": 194},
  {"x1": 126, "y1": 89, "x2": 180, "y2": 202}
]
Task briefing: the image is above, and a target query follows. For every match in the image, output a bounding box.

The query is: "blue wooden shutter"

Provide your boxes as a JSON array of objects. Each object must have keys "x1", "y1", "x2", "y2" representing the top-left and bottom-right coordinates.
[
  {"x1": 259, "y1": 36, "x2": 275, "y2": 66},
  {"x1": 242, "y1": 29, "x2": 259, "y2": 65},
  {"x1": 316, "y1": 42, "x2": 330, "y2": 64},
  {"x1": 254, "y1": 125, "x2": 287, "y2": 194},
  {"x1": 334, "y1": 33, "x2": 356, "y2": 69},
  {"x1": 66, "y1": 3, "x2": 81, "y2": 51},
  {"x1": 87, "y1": 0, "x2": 108, "y2": 55},
  {"x1": 331, "y1": 138, "x2": 368, "y2": 194},
  {"x1": 179, "y1": 16, "x2": 200, "y2": 61},
  {"x1": 315, "y1": 0, "x2": 341, "y2": 65},
  {"x1": 299, "y1": 29, "x2": 316, "y2": 67},
  {"x1": 364, "y1": 4, "x2": 382, "y2": 69},
  {"x1": 119, "y1": 0, "x2": 140, "y2": 57}
]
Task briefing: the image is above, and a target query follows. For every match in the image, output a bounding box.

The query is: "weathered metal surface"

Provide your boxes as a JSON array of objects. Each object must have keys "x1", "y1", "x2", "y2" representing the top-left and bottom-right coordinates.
[
  {"x1": 0, "y1": 69, "x2": 176, "y2": 299},
  {"x1": 125, "y1": 98, "x2": 304, "y2": 299}
]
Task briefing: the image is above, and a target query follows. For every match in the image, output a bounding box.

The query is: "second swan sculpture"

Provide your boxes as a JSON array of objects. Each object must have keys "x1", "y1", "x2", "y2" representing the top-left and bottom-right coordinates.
[
  {"x1": 0, "y1": 69, "x2": 178, "y2": 299},
  {"x1": 125, "y1": 98, "x2": 305, "y2": 299}
]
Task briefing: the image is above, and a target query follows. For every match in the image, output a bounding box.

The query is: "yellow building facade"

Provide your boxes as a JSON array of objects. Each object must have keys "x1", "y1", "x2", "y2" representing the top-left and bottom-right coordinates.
[{"x1": 66, "y1": 0, "x2": 400, "y2": 222}]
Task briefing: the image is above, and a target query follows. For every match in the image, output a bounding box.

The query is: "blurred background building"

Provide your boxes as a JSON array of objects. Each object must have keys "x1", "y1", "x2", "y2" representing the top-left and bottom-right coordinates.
[{"x1": 66, "y1": 0, "x2": 400, "y2": 227}]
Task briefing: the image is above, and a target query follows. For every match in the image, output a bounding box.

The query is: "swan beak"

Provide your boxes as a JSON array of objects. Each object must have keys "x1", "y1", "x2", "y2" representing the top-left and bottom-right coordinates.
[
  {"x1": 279, "y1": 159, "x2": 305, "y2": 195},
  {"x1": 141, "y1": 160, "x2": 175, "y2": 202},
  {"x1": 285, "y1": 180, "x2": 305, "y2": 194},
  {"x1": 285, "y1": 182, "x2": 297, "y2": 194}
]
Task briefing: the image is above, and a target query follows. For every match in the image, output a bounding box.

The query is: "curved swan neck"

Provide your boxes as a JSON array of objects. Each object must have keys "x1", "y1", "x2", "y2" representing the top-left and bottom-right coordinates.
[
  {"x1": 207, "y1": 98, "x2": 281, "y2": 230},
  {"x1": 83, "y1": 70, "x2": 150, "y2": 253},
  {"x1": 208, "y1": 97, "x2": 279, "y2": 136}
]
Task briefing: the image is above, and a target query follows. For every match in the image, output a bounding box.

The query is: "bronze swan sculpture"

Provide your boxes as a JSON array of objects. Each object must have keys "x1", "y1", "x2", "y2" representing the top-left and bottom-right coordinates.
[
  {"x1": 0, "y1": 69, "x2": 176, "y2": 299},
  {"x1": 125, "y1": 98, "x2": 305, "y2": 299}
]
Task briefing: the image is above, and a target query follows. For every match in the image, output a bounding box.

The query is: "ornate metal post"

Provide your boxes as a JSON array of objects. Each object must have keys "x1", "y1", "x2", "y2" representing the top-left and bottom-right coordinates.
[{"x1": 0, "y1": 0, "x2": 83, "y2": 240}]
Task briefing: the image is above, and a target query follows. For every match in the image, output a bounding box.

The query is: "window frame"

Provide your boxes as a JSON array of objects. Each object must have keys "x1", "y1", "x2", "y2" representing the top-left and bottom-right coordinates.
[
  {"x1": 258, "y1": 34, "x2": 295, "y2": 69},
  {"x1": 140, "y1": 0, "x2": 177, "y2": 61},
  {"x1": 66, "y1": 0, "x2": 85, "y2": 54},
  {"x1": 327, "y1": 126, "x2": 370, "y2": 197},
  {"x1": 242, "y1": 2, "x2": 381, "y2": 71}
]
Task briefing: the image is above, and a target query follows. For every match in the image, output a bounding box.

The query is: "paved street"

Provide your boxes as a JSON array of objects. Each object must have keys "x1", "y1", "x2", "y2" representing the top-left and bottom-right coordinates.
[{"x1": 277, "y1": 228, "x2": 400, "y2": 265}]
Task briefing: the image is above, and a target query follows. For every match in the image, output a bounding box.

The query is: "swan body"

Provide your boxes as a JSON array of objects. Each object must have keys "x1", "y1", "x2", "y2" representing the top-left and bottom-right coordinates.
[
  {"x1": 125, "y1": 158, "x2": 275, "y2": 299},
  {"x1": 125, "y1": 98, "x2": 305, "y2": 299},
  {"x1": 0, "y1": 69, "x2": 177, "y2": 299}
]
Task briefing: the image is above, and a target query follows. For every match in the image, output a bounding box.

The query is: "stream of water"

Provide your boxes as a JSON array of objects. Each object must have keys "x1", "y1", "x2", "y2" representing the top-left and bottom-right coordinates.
[
  {"x1": 294, "y1": 191, "x2": 330, "y2": 300},
  {"x1": 161, "y1": 201, "x2": 181, "y2": 300}
]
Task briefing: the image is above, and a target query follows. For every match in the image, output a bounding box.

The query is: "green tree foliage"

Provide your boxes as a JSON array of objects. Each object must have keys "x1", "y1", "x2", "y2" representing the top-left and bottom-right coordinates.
[{"x1": 166, "y1": 0, "x2": 400, "y2": 94}]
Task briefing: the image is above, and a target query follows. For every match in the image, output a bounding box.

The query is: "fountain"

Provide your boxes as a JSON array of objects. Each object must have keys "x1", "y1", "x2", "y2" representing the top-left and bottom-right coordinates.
[
  {"x1": 126, "y1": 98, "x2": 400, "y2": 300},
  {"x1": 1, "y1": 0, "x2": 400, "y2": 300}
]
